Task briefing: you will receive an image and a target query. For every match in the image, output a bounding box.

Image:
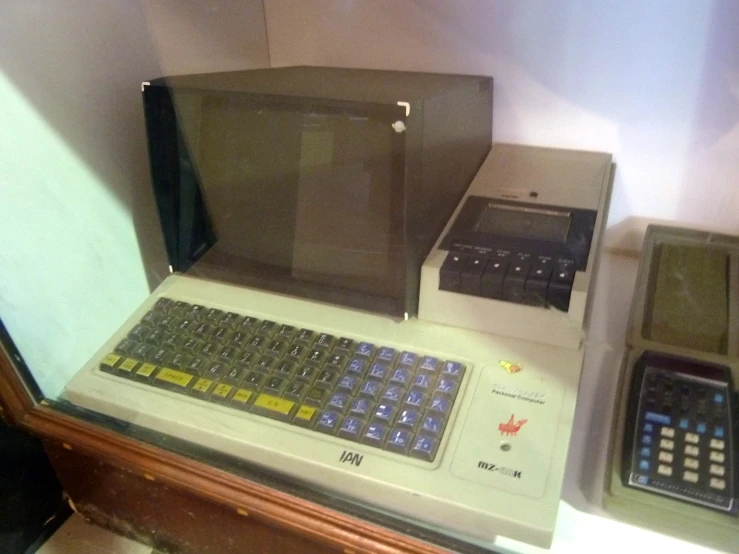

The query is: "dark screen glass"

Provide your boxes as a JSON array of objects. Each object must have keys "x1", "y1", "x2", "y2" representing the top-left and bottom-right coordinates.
[{"x1": 169, "y1": 91, "x2": 405, "y2": 305}]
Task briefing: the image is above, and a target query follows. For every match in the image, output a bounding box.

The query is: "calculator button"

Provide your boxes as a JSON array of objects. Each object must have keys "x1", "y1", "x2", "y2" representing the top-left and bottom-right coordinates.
[
  {"x1": 638, "y1": 460, "x2": 650, "y2": 471},
  {"x1": 658, "y1": 451, "x2": 673, "y2": 463},
  {"x1": 410, "y1": 435, "x2": 439, "y2": 461},
  {"x1": 713, "y1": 393, "x2": 724, "y2": 404},
  {"x1": 348, "y1": 398, "x2": 373, "y2": 419},
  {"x1": 710, "y1": 464, "x2": 725, "y2": 477},
  {"x1": 337, "y1": 416, "x2": 364, "y2": 441},
  {"x1": 397, "y1": 351, "x2": 418, "y2": 367},
  {"x1": 315, "y1": 370, "x2": 340, "y2": 390},
  {"x1": 396, "y1": 409, "x2": 421, "y2": 430},
  {"x1": 441, "y1": 361, "x2": 465, "y2": 380},
  {"x1": 710, "y1": 451, "x2": 725, "y2": 464},
  {"x1": 355, "y1": 342, "x2": 374, "y2": 357},
  {"x1": 709, "y1": 478, "x2": 726, "y2": 491},
  {"x1": 660, "y1": 427, "x2": 675, "y2": 438},
  {"x1": 388, "y1": 367, "x2": 412, "y2": 387},
  {"x1": 368, "y1": 362, "x2": 390, "y2": 381},
  {"x1": 210, "y1": 383, "x2": 234, "y2": 403},
  {"x1": 435, "y1": 378, "x2": 458, "y2": 397},
  {"x1": 644, "y1": 412, "x2": 671, "y2": 426},
  {"x1": 358, "y1": 380, "x2": 381, "y2": 401},
  {"x1": 411, "y1": 373, "x2": 434, "y2": 393},
  {"x1": 361, "y1": 423, "x2": 388, "y2": 447},
  {"x1": 337, "y1": 375, "x2": 359, "y2": 395},
  {"x1": 327, "y1": 392, "x2": 351, "y2": 414},
  {"x1": 251, "y1": 394, "x2": 295, "y2": 421},
  {"x1": 376, "y1": 347, "x2": 396, "y2": 362},
  {"x1": 314, "y1": 333, "x2": 335, "y2": 350},
  {"x1": 684, "y1": 445, "x2": 700, "y2": 457},
  {"x1": 334, "y1": 338, "x2": 355, "y2": 355},
  {"x1": 304, "y1": 387, "x2": 329, "y2": 408},
  {"x1": 678, "y1": 418, "x2": 689, "y2": 430},
  {"x1": 710, "y1": 439, "x2": 725, "y2": 451},
  {"x1": 345, "y1": 359, "x2": 367, "y2": 378},
  {"x1": 684, "y1": 458, "x2": 699, "y2": 470},
  {"x1": 659, "y1": 439, "x2": 674, "y2": 451},
  {"x1": 386, "y1": 429, "x2": 413, "y2": 454},
  {"x1": 372, "y1": 403, "x2": 396, "y2": 425},
  {"x1": 283, "y1": 382, "x2": 308, "y2": 402},
  {"x1": 230, "y1": 389, "x2": 255, "y2": 410},
  {"x1": 99, "y1": 353, "x2": 122, "y2": 374},
  {"x1": 419, "y1": 356, "x2": 440, "y2": 373},
  {"x1": 295, "y1": 329, "x2": 315, "y2": 346},
  {"x1": 292, "y1": 405, "x2": 319, "y2": 427},
  {"x1": 421, "y1": 414, "x2": 445, "y2": 438},
  {"x1": 683, "y1": 471, "x2": 699, "y2": 483},
  {"x1": 642, "y1": 435, "x2": 652, "y2": 446},
  {"x1": 404, "y1": 390, "x2": 427, "y2": 409},
  {"x1": 381, "y1": 385, "x2": 405, "y2": 405},
  {"x1": 657, "y1": 464, "x2": 672, "y2": 477},
  {"x1": 685, "y1": 433, "x2": 699, "y2": 444},
  {"x1": 427, "y1": 395, "x2": 452, "y2": 416},
  {"x1": 639, "y1": 447, "x2": 651, "y2": 457},
  {"x1": 315, "y1": 411, "x2": 341, "y2": 434},
  {"x1": 696, "y1": 422, "x2": 707, "y2": 434},
  {"x1": 190, "y1": 378, "x2": 214, "y2": 398}
]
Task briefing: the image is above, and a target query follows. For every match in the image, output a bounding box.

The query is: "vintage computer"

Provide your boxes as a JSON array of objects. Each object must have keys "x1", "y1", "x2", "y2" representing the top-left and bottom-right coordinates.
[{"x1": 65, "y1": 67, "x2": 614, "y2": 548}]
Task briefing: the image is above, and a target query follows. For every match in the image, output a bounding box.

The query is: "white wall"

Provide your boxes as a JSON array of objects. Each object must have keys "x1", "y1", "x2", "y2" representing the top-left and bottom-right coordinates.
[
  {"x1": 0, "y1": 1, "x2": 269, "y2": 397},
  {"x1": 264, "y1": 0, "x2": 739, "y2": 248}
]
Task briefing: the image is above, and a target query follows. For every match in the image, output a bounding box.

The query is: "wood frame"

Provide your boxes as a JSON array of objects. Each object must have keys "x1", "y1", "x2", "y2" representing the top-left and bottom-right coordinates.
[{"x1": 0, "y1": 341, "x2": 459, "y2": 554}]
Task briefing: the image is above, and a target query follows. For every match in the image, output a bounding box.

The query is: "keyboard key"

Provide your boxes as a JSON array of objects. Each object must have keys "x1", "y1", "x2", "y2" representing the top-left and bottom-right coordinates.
[
  {"x1": 683, "y1": 470, "x2": 699, "y2": 483},
  {"x1": 153, "y1": 297, "x2": 173, "y2": 312},
  {"x1": 228, "y1": 332, "x2": 250, "y2": 349},
  {"x1": 361, "y1": 423, "x2": 387, "y2": 446},
  {"x1": 217, "y1": 346, "x2": 239, "y2": 364},
  {"x1": 345, "y1": 358, "x2": 367, "y2": 378},
  {"x1": 203, "y1": 361, "x2": 229, "y2": 380},
  {"x1": 442, "y1": 361, "x2": 465, "y2": 380},
  {"x1": 263, "y1": 376, "x2": 287, "y2": 396},
  {"x1": 376, "y1": 347, "x2": 396, "y2": 362},
  {"x1": 185, "y1": 304, "x2": 206, "y2": 320},
  {"x1": 684, "y1": 457, "x2": 699, "y2": 470},
  {"x1": 99, "y1": 353, "x2": 122, "y2": 375},
  {"x1": 355, "y1": 342, "x2": 374, "y2": 358},
  {"x1": 230, "y1": 388, "x2": 255, "y2": 409},
  {"x1": 696, "y1": 422, "x2": 707, "y2": 435},
  {"x1": 161, "y1": 334, "x2": 185, "y2": 350},
  {"x1": 334, "y1": 338, "x2": 354, "y2": 355},
  {"x1": 285, "y1": 344, "x2": 307, "y2": 364},
  {"x1": 411, "y1": 373, "x2": 434, "y2": 393},
  {"x1": 192, "y1": 323, "x2": 214, "y2": 340},
  {"x1": 657, "y1": 464, "x2": 672, "y2": 477},
  {"x1": 274, "y1": 360, "x2": 297, "y2": 379},
  {"x1": 315, "y1": 411, "x2": 341, "y2": 434},
  {"x1": 337, "y1": 416, "x2": 364, "y2": 441},
  {"x1": 295, "y1": 329, "x2": 315, "y2": 345},
  {"x1": 348, "y1": 398, "x2": 372, "y2": 418},
  {"x1": 710, "y1": 451, "x2": 725, "y2": 463},
  {"x1": 210, "y1": 383, "x2": 234, "y2": 403},
  {"x1": 169, "y1": 301, "x2": 190, "y2": 317},
  {"x1": 266, "y1": 340, "x2": 289, "y2": 358},
  {"x1": 128, "y1": 324, "x2": 150, "y2": 342},
  {"x1": 638, "y1": 460, "x2": 650, "y2": 471},
  {"x1": 141, "y1": 311, "x2": 163, "y2": 327},
  {"x1": 358, "y1": 380, "x2": 381, "y2": 401},
  {"x1": 150, "y1": 348, "x2": 172, "y2": 366},
  {"x1": 715, "y1": 426, "x2": 725, "y2": 438},
  {"x1": 381, "y1": 385, "x2": 404, "y2": 405},
  {"x1": 372, "y1": 403, "x2": 396, "y2": 425},
  {"x1": 153, "y1": 368, "x2": 193, "y2": 392},
  {"x1": 337, "y1": 375, "x2": 359, "y2": 395},
  {"x1": 710, "y1": 464, "x2": 725, "y2": 477},
  {"x1": 220, "y1": 312, "x2": 243, "y2": 328},
  {"x1": 295, "y1": 366, "x2": 317, "y2": 385},
  {"x1": 642, "y1": 435, "x2": 652, "y2": 446},
  {"x1": 252, "y1": 394, "x2": 295, "y2": 421},
  {"x1": 315, "y1": 370, "x2": 340, "y2": 390},
  {"x1": 134, "y1": 363, "x2": 157, "y2": 382},
  {"x1": 678, "y1": 418, "x2": 689, "y2": 430},
  {"x1": 660, "y1": 427, "x2": 675, "y2": 438},
  {"x1": 410, "y1": 435, "x2": 439, "y2": 461},
  {"x1": 327, "y1": 392, "x2": 351, "y2": 413},
  {"x1": 304, "y1": 387, "x2": 329, "y2": 407},
  {"x1": 368, "y1": 362, "x2": 390, "y2": 381},
  {"x1": 211, "y1": 327, "x2": 233, "y2": 344},
  {"x1": 685, "y1": 433, "x2": 699, "y2": 444},
  {"x1": 421, "y1": 414, "x2": 445, "y2": 437},
  {"x1": 293, "y1": 405, "x2": 319, "y2": 427},
  {"x1": 245, "y1": 336, "x2": 267, "y2": 353},
  {"x1": 203, "y1": 308, "x2": 225, "y2": 324},
  {"x1": 238, "y1": 316, "x2": 260, "y2": 333},
  {"x1": 709, "y1": 478, "x2": 726, "y2": 491},
  {"x1": 254, "y1": 356, "x2": 277, "y2": 374},
  {"x1": 117, "y1": 358, "x2": 140, "y2": 376},
  {"x1": 396, "y1": 408, "x2": 420, "y2": 430},
  {"x1": 389, "y1": 367, "x2": 412, "y2": 387},
  {"x1": 256, "y1": 320, "x2": 277, "y2": 337},
  {"x1": 645, "y1": 412, "x2": 671, "y2": 426},
  {"x1": 157, "y1": 315, "x2": 179, "y2": 332},
  {"x1": 659, "y1": 439, "x2": 674, "y2": 451},
  {"x1": 114, "y1": 338, "x2": 138, "y2": 356},
  {"x1": 184, "y1": 357, "x2": 207, "y2": 375},
  {"x1": 314, "y1": 333, "x2": 335, "y2": 350},
  {"x1": 427, "y1": 395, "x2": 452, "y2": 416},
  {"x1": 435, "y1": 378, "x2": 458, "y2": 396},
  {"x1": 403, "y1": 391, "x2": 427, "y2": 410},
  {"x1": 684, "y1": 445, "x2": 699, "y2": 457},
  {"x1": 397, "y1": 351, "x2": 418, "y2": 367},
  {"x1": 710, "y1": 438, "x2": 725, "y2": 451},
  {"x1": 198, "y1": 342, "x2": 219, "y2": 359},
  {"x1": 276, "y1": 324, "x2": 296, "y2": 340},
  {"x1": 242, "y1": 371, "x2": 266, "y2": 392},
  {"x1": 419, "y1": 356, "x2": 440, "y2": 373},
  {"x1": 658, "y1": 451, "x2": 673, "y2": 463},
  {"x1": 283, "y1": 382, "x2": 308, "y2": 402},
  {"x1": 305, "y1": 349, "x2": 327, "y2": 367},
  {"x1": 386, "y1": 428, "x2": 412, "y2": 454}
]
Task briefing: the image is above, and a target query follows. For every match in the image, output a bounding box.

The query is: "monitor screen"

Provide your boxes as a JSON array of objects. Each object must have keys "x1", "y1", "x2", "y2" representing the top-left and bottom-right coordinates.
[{"x1": 169, "y1": 91, "x2": 405, "y2": 305}]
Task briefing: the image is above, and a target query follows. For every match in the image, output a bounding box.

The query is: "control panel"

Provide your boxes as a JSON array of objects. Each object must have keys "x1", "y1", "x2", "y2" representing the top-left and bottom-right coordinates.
[{"x1": 624, "y1": 352, "x2": 736, "y2": 512}]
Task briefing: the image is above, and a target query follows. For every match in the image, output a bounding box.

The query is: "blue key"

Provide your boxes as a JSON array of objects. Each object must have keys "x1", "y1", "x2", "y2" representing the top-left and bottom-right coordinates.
[
  {"x1": 643, "y1": 422, "x2": 654, "y2": 433},
  {"x1": 436, "y1": 378, "x2": 457, "y2": 396},
  {"x1": 382, "y1": 385, "x2": 404, "y2": 404},
  {"x1": 337, "y1": 375, "x2": 358, "y2": 394},
  {"x1": 377, "y1": 347, "x2": 396, "y2": 361},
  {"x1": 368, "y1": 362, "x2": 389, "y2": 381},
  {"x1": 679, "y1": 418, "x2": 689, "y2": 430},
  {"x1": 404, "y1": 390, "x2": 426, "y2": 409},
  {"x1": 398, "y1": 351, "x2": 418, "y2": 366},
  {"x1": 346, "y1": 358, "x2": 367, "y2": 376},
  {"x1": 419, "y1": 356, "x2": 440, "y2": 372},
  {"x1": 359, "y1": 380, "x2": 381, "y2": 400},
  {"x1": 442, "y1": 361, "x2": 465, "y2": 379},
  {"x1": 412, "y1": 374, "x2": 433, "y2": 392},
  {"x1": 640, "y1": 447, "x2": 651, "y2": 457},
  {"x1": 422, "y1": 414, "x2": 445, "y2": 437},
  {"x1": 386, "y1": 428, "x2": 412, "y2": 453},
  {"x1": 715, "y1": 426, "x2": 725, "y2": 438},
  {"x1": 428, "y1": 395, "x2": 451, "y2": 416},
  {"x1": 644, "y1": 412, "x2": 671, "y2": 426},
  {"x1": 349, "y1": 398, "x2": 372, "y2": 418},
  {"x1": 396, "y1": 409, "x2": 420, "y2": 429},
  {"x1": 337, "y1": 416, "x2": 364, "y2": 441},
  {"x1": 410, "y1": 435, "x2": 438, "y2": 461},
  {"x1": 356, "y1": 342, "x2": 374, "y2": 357},
  {"x1": 389, "y1": 367, "x2": 412, "y2": 386},
  {"x1": 373, "y1": 403, "x2": 396, "y2": 424},
  {"x1": 328, "y1": 392, "x2": 350, "y2": 412},
  {"x1": 696, "y1": 422, "x2": 707, "y2": 434},
  {"x1": 315, "y1": 411, "x2": 341, "y2": 434},
  {"x1": 642, "y1": 435, "x2": 652, "y2": 445},
  {"x1": 636, "y1": 475, "x2": 649, "y2": 485},
  {"x1": 638, "y1": 460, "x2": 650, "y2": 471},
  {"x1": 714, "y1": 393, "x2": 724, "y2": 404},
  {"x1": 362, "y1": 423, "x2": 387, "y2": 446}
]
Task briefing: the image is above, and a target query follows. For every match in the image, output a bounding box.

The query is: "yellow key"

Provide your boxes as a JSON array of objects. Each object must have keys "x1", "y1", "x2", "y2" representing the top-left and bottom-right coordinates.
[
  {"x1": 118, "y1": 358, "x2": 139, "y2": 374},
  {"x1": 154, "y1": 368, "x2": 193, "y2": 389},
  {"x1": 231, "y1": 389, "x2": 254, "y2": 408},
  {"x1": 211, "y1": 384, "x2": 233, "y2": 401},
  {"x1": 293, "y1": 405, "x2": 317, "y2": 427},
  {"x1": 100, "y1": 353, "x2": 121, "y2": 373},
  {"x1": 191, "y1": 378, "x2": 214, "y2": 397},
  {"x1": 252, "y1": 394, "x2": 295, "y2": 421},
  {"x1": 135, "y1": 363, "x2": 157, "y2": 380}
]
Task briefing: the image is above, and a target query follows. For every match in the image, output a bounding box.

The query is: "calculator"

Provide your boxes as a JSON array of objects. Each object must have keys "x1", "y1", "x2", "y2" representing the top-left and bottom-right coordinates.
[{"x1": 624, "y1": 352, "x2": 737, "y2": 512}]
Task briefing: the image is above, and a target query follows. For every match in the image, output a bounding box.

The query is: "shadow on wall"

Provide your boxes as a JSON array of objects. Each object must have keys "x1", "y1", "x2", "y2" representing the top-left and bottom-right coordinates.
[{"x1": 0, "y1": 1, "x2": 270, "y2": 290}]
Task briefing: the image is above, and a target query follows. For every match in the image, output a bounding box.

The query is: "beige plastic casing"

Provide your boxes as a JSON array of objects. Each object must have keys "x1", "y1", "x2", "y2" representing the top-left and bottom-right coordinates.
[
  {"x1": 419, "y1": 143, "x2": 614, "y2": 349},
  {"x1": 603, "y1": 225, "x2": 739, "y2": 551}
]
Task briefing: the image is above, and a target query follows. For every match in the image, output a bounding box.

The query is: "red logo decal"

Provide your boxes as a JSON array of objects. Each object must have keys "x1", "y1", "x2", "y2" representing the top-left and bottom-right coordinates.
[{"x1": 498, "y1": 414, "x2": 527, "y2": 436}]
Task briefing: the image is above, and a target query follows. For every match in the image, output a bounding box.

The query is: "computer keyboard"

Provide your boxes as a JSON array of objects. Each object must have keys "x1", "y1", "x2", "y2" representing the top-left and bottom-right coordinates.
[{"x1": 98, "y1": 298, "x2": 466, "y2": 462}]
